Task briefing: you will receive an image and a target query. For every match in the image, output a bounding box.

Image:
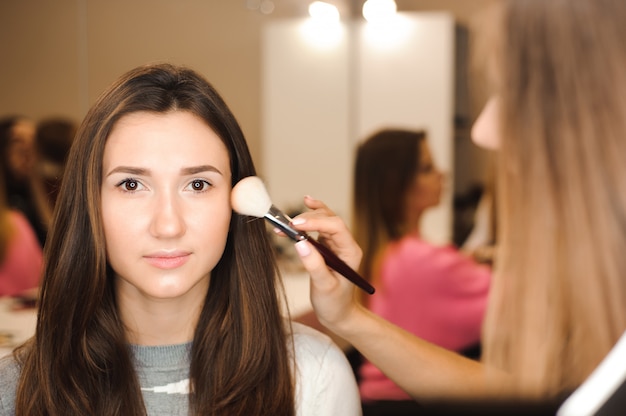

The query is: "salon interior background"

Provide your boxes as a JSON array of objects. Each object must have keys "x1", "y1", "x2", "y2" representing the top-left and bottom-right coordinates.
[{"x1": 0, "y1": 0, "x2": 498, "y2": 244}]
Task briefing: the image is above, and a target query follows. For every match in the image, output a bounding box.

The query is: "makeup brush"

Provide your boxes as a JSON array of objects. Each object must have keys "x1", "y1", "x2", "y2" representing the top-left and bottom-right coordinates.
[{"x1": 231, "y1": 176, "x2": 375, "y2": 295}]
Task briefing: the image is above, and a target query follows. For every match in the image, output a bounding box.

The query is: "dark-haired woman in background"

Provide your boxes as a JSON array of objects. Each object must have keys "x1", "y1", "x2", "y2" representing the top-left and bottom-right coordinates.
[{"x1": 353, "y1": 129, "x2": 490, "y2": 415}]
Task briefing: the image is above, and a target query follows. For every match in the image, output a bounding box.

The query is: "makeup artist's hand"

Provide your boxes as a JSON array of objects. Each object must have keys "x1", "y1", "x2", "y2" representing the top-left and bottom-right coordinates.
[
  {"x1": 290, "y1": 196, "x2": 365, "y2": 332},
  {"x1": 292, "y1": 197, "x2": 503, "y2": 401}
]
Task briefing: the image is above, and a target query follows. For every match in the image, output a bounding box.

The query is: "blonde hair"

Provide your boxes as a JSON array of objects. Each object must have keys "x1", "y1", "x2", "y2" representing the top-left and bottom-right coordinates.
[{"x1": 481, "y1": 0, "x2": 626, "y2": 398}]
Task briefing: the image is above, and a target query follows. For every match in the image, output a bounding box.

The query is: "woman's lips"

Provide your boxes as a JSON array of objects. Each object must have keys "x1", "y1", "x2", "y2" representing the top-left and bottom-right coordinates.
[{"x1": 144, "y1": 253, "x2": 190, "y2": 269}]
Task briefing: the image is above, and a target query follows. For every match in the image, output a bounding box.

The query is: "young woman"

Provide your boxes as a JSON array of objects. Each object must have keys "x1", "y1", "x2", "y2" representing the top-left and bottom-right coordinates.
[
  {"x1": 0, "y1": 63, "x2": 360, "y2": 415},
  {"x1": 290, "y1": 0, "x2": 626, "y2": 408},
  {"x1": 353, "y1": 129, "x2": 490, "y2": 412}
]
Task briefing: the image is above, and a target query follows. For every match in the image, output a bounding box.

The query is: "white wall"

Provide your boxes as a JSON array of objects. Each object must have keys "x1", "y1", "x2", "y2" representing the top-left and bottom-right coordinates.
[
  {"x1": 262, "y1": 18, "x2": 352, "y2": 220},
  {"x1": 262, "y1": 12, "x2": 455, "y2": 244}
]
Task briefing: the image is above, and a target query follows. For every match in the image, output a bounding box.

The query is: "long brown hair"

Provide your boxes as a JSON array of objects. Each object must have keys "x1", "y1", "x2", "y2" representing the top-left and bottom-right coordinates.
[
  {"x1": 15, "y1": 63, "x2": 295, "y2": 415},
  {"x1": 480, "y1": 0, "x2": 626, "y2": 398},
  {"x1": 352, "y1": 129, "x2": 426, "y2": 285}
]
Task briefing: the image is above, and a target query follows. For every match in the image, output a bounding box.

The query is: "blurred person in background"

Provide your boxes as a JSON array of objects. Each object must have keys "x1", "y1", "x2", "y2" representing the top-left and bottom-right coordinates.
[
  {"x1": 0, "y1": 168, "x2": 42, "y2": 298},
  {"x1": 0, "y1": 116, "x2": 51, "y2": 247},
  {"x1": 352, "y1": 128, "x2": 491, "y2": 416},
  {"x1": 34, "y1": 117, "x2": 77, "y2": 209},
  {"x1": 295, "y1": 128, "x2": 491, "y2": 415}
]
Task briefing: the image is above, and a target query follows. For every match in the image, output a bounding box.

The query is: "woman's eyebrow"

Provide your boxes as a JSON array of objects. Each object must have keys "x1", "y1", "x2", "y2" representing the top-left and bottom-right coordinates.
[
  {"x1": 105, "y1": 166, "x2": 149, "y2": 177},
  {"x1": 105, "y1": 165, "x2": 223, "y2": 177},
  {"x1": 181, "y1": 165, "x2": 223, "y2": 176}
]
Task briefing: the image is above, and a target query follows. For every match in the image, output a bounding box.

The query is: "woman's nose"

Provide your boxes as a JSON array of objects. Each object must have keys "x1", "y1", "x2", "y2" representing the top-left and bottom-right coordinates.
[{"x1": 149, "y1": 191, "x2": 186, "y2": 238}]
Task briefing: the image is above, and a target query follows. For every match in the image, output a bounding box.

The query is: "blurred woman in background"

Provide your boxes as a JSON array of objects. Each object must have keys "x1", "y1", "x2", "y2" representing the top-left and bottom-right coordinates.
[
  {"x1": 353, "y1": 129, "x2": 490, "y2": 415},
  {"x1": 0, "y1": 116, "x2": 51, "y2": 247},
  {"x1": 0, "y1": 168, "x2": 42, "y2": 297},
  {"x1": 34, "y1": 117, "x2": 77, "y2": 209}
]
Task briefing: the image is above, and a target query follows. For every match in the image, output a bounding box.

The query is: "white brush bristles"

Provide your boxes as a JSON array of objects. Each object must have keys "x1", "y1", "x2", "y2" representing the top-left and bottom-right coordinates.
[{"x1": 231, "y1": 176, "x2": 272, "y2": 218}]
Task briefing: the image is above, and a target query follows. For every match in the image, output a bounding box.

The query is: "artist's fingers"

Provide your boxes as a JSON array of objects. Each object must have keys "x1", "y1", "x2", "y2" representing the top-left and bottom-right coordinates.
[
  {"x1": 298, "y1": 196, "x2": 340, "y2": 231},
  {"x1": 294, "y1": 240, "x2": 340, "y2": 292},
  {"x1": 273, "y1": 196, "x2": 333, "y2": 238},
  {"x1": 294, "y1": 239, "x2": 358, "y2": 326},
  {"x1": 272, "y1": 227, "x2": 286, "y2": 237},
  {"x1": 302, "y1": 194, "x2": 333, "y2": 211},
  {"x1": 291, "y1": 196, "x2": 362, "y2": 271}
]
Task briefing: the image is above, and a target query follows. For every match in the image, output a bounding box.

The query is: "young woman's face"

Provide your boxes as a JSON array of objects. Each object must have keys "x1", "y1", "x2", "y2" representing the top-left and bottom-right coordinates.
[
  {"x1": 6, "y1": 119, "x2": 35, "y2": 181},
  {"x1": 471, "y1": 96, "x2": 500, "y2": 150},
  {"x1": 405, "y1": 140, "x2": 443, "y2": 214},
  {"x1": 101, "y1": 111, "x2": 232, "y2": 303}
]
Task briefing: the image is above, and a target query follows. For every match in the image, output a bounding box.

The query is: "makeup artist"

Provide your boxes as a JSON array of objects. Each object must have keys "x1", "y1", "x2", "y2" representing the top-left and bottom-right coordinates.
[{"x1": 290, "y1": 0, "x2": 626, "y2": 410}]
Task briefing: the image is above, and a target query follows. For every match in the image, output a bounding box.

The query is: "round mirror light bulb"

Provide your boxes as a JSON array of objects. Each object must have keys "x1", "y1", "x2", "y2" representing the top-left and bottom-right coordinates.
[
  {"x1": 308, "y1": 1, "x2": 340, "y2": 22},
  {"x1": 362, "y1": 0, "x2": 397, "y2": 23}
]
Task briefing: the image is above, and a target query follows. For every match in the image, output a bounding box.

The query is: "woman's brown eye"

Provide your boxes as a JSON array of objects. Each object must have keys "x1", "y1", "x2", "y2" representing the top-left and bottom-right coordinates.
[
  {"x1": 124, "y1": 180, "x2": 138, "y2": 190},
  {"x1": 190, "y1": 180, "x2": 209, "y2": 191}
]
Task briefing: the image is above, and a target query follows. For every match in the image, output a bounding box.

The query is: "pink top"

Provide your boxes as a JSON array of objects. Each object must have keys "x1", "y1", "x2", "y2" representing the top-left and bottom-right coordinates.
[
  {"x1": 359, "y1": 235, "x2": 491, "y2": 401},
  {"x1": 0, "y1": 211, "x2": 43, "y2": 296}
]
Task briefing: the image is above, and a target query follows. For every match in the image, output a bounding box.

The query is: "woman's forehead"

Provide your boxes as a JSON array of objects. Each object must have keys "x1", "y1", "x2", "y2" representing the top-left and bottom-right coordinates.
[{"x1": 102, "y1": 111, "x2": 231, "y2": 175}]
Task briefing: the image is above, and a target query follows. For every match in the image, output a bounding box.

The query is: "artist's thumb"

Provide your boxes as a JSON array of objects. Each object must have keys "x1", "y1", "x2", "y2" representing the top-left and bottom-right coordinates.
[{"x1": 295, "y1": 240, "x2": 336, "y2": 291}]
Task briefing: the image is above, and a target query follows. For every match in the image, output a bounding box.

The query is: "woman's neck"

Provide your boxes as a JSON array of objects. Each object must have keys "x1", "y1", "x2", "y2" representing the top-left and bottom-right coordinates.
[
  {"x1": 402, "y1": 211, "x2": 423, "y2": 237},
  {"x1": 117, "y1": 283, "x2": 207, "y2": 346}
]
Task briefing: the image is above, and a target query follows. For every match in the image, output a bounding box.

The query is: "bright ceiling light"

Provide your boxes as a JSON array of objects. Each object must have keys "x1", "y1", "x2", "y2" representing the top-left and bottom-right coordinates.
[
  {"x1": 362, "y1": 0, "x2": 397, "y2": 23},
  {"x1": 308, "y1": 1, "x2": 340, "y2": 23}
]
